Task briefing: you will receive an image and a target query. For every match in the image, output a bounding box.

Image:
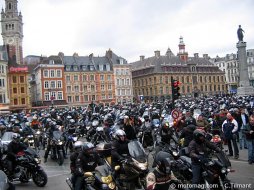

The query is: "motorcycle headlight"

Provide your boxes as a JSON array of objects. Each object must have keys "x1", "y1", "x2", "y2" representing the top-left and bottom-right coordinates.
[
  {"x1": 36, "y1": 131, "x2": 41, "y2": 135},
  {"x1": 35, "y1": 158, "x2": 41, "y2": 164},
  {"x1": 137, "y1": 132, "x2": 142, "y2": 137},
  {"x1": 108, "y1": 182, "x2": 116, "y2": 189},
  {"x1": 73, "y1": 137, "x2": 78, "y2": 141},
  {"x1": 58, "y1": 141, "x2": 63, "y2": 145},
  {"x1": 172, "y1": 151, "x2": 179, "y2": 157},
  {"x1": 133, "y1": 159, "x2": 148, "y2": 170},
  {"x1": 101, "y1": 175, "x2": 113, "y2": 184},
  {"x1": 28, "y1": 135, "x2": 33, "y2": 138}
]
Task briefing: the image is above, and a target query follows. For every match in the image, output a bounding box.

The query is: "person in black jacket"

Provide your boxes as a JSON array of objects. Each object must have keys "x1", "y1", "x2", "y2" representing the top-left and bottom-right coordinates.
[
  {"x1": 188, "y1": 129, "x2": 221, "y2": 189},
  {"x1": 180, "y1": 124, "x2": 196, "y2": 147},
  {"x1": 7, "y1": 133, "x2": 27, "y2": 178},
  {"x1": 111, "y1": 129, "x2": 130, "y2": 166},
  {"x1": 74, "y1": 142, "x2": 103, "y2": 190},
  {"x1": 123, "y1": 116, "x2": 136, "y2": 140}
]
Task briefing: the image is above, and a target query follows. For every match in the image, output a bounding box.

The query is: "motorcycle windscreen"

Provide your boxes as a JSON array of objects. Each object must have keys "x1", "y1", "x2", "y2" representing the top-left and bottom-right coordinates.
[
  {"x1": 0, "y1": 170, "x2": 9, "y2": 190},
  {"x1": 128, "y1": 140, "x2": 147, "y2": 160},
  {"x1": 53, "y1": 131, "x2": 63, "y2": 140},
  {"x1": 95, "y1": 165, "x2": 110, "y2": 177},
  {"x1": 25, "y1": 147, "x2": 38, "y2": 156},
  {"x1": 1, "y1": 132, "x2": 14, "y2": 141},
  {"x1": 216, "y1": 151, "x2": 231, "y2": 167}
]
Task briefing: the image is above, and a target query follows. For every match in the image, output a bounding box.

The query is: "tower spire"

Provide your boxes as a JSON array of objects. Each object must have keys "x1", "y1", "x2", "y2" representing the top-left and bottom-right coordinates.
[{"x1": 177, "y1": 36, "x2": 188, "y2": 61}]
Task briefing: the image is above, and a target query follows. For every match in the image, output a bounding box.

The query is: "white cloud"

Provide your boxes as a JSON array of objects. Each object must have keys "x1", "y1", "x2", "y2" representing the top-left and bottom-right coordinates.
[{"x1": 0, "y1": 0, "x2": 253, "y2": 62}]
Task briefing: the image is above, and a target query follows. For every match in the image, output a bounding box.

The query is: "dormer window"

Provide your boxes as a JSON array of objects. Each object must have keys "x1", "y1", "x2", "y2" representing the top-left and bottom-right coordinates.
[
  {"x1": 90, "y1": 65, "x2": 94, "y2": 71},
  {"x1": 120, "y1": 59, "x2": 124, "y2": 65},
  {"x1": 66, "y1": 66, "x2": 71, "y2": 71},
  {"x1": 106, "y1": 65, "x2": 110, "y2": 71},
  {"x1": 82, "y1": 65, "x2": 87, "y2": 71},
  {"x1": 73, "y1": 66, "x2": 78, "y2": 71},
  {"x1": 49, "y1": 60, "x2": 54, "y2": 64},
  {"x1": 191, "y1": 66, "x2": 196, "y2": 72}
]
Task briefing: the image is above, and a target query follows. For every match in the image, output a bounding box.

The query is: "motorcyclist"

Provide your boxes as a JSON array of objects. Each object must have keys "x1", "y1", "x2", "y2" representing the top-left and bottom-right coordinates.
[
  {"x1": 6, "y1": 133, "x2": 27, "y2": 178},
  {"x1": 44, "y1": 121, "x2": 65, "y2": 162},
  {"x1": 30, "y1": 116, "x2": 41, "y2": 130},
  {"x1": 22, "y1": 122, "x2": 34, "y2": 136},
  {"x1": 74, "y1": 142, "x2": 103, "y2": 190},
  {"x1": 188, "y1": 129, "x2": 222, "y2": 189},
  {"x1": 160, "y1": 121, "x2": 174, "y2": 144},
  {"x1": 146, "y1": 151, "x2": 181, "y2": 190},
  {"x1": 179, "y1": 124, "x2": 197, "y2": 147},
  {"x1": 111, "y1": 129, "x2": 130, "y2": 166},
  {"x1": 70, "y1": 141, "x2": 84, "y2": 189}
]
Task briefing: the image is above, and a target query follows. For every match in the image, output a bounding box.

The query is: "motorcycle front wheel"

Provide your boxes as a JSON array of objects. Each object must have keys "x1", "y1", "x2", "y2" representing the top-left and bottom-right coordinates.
[
  {"x1": 32, "y1": 169, "x2": 48, "y2": 187},
  {"x1": 57, "y1": 151, "x2": 64, "y2": 166}
]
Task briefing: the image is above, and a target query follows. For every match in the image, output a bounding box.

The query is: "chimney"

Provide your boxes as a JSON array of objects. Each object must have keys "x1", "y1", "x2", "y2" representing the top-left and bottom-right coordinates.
[
  {"x1": 89, "y1": 53, "x2": 93, "y2": 60},
  {"x1": 154, "y1": 50, "x2": 160, "y2": 58},
  {"x1": 106, "y1": 48, "x2": 112, "y2": 59},
  {"x1": 203, "y1": 54, "x2": 208, "y2": 59},
  {"x1": 194, "y1": 53, "x2": 199, "y2": 58},
  {"x1": 140, "y1": 55, "x2": 145, "y2": 61}
]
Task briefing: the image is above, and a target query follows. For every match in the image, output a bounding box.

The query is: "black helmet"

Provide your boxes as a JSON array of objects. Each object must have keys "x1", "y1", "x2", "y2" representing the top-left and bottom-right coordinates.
[
  {"x1": 82, "y1": 142, "x2": 95, "y2": 155},
  {"x1": 193, "y1": 129, "x2": 206, "y2": 142},
  {"x1": 154, "y1": 151, "x2": 172, "y2": 175},
  {"x1": 74, "y1": 141, "x2": 84, "y2": 151},
  {"x1": 12, "y1": 133, "x2": 21, "y2": 143},
  {"x1": 144, "y1": 115, "x2": 149, "y2": 121}
]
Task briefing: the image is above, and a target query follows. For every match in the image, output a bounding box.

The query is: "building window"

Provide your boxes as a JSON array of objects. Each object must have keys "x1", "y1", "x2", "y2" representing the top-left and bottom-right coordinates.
[
  {"x1": 100, "y1": 75, "x2": 104, "y2": 81},
  {"x1": 51, "y1": 91, "x2": 56, "y2": 99},
  {"x1": 57, "y1": 81, "x2": 62, "y2": 88},
  {"x1": 107, "y1": 75, "x2": 111, "y2": 81},
  {"x1": 50, "y1": 70, "x2": 55, "y2": 77},
  {"x1": 73, "y1": 66, "x2": 78, "y2": 71},
  {"x1": 101, "y1": 94, "x2": 106, "y2": 99},
  {"x1": 122, "y1": 89, "x2": 125, "y2": 95},
  {"x1": 108, "y1": 93, "x2": 112, "y2": 99},
  {"x1": 186, "y1": 76, "x2": 189, "y2": 83},
  {"x1": 44, "y1": 70, "x2": 49, "y2": 77},
  {"x1": 67, "y1": 96, "x2": 72, "y2": 102},
  {"x1": 14, "y1": 98, "x2": 18, "y2": 105},
  {"x1": 116, "y1": 69, "x2": 119, "y2": 75},
  {"x1": 91, "y1": 85, "x2": 95, "y2": 92},
  {"x1": 21, "y1": 87, "x2": 25, "y2": 93},
  {"x1": 12, "y1": 76, "x2": 17, "y2": 83},
  {"x1": 160, "y1": 87, "x2": 163, "y2": 94},
  {"x1": 101, "y1": 85, "x2": 105, "y2": 91},
  {"x1": 67, "y1": 86, "x2": 71, "y2": 92},
  {"x1": 83, "y1": 75, "x2": 87, "y2": 81},
  {"x1": 84, "y1": 95, "x2": 89, "y2": 101},
  {"x1": 126, "y1": 78, "x2": 130, "y2": 86},
  {"x1": 117, "y1": 89, "x2": 121, "y2": 96},
  {"x1": 92, "y1": 95, "x2": 96, "y2": 101},
  {"x1": 57, "y1": 92, "x2": 63, "y2": 100},
  {"x1": 84, "y1": 85, "x2": 87, "y2": 91},
  {"x1": 122, "y1": 79, "x2": 125, "y2": 85},
  {"x1": 108, "y1": 84, "x2": 112, "y2": 90},
  {"x1": 66, "y1": 76, "x2": 70, "y2": 81},
  {"x1": 74, "y1": 85, "x2": 79, "y2": 92},
  {"x1": 187, "y1": 86, "x2": 190, "y2": 93},
  {"x1": 45, "y1": 92, "x2": 50, "y2": 100},
  {"x1": 20, "y1": 76, "x2": 25, "y2": 83},
  {"x1": 75, "y1": 96, "x2": 80, "y2": 102},
  {"x1": 200, "y1": 76, "x2": 202, "y2": 83},
  {"x1": 0, "y1": 94, "x2": 6, "y2": 103},
  {"x1": 13, "y1": 87, "x2": 17, "y2": 94},
  {"x1": 90, "y1": 75, "x2": 94, "y2": 81},
  {"x1": 0, "y1": 79, "x2": 5, "y2": 87},
  {"x1": 117, "y1": 79, "x2": 120, "y2": 85},
  {"x1": 74, "y1": 75, "x2": 78, "y2": 81},
  {"x1": 21, "y1": 98, "x2": 25, "y2": 105},
  {"x1": 51, "y1": 81, "x2": 56, "y2": 88},
  {"x1": 56, "y1": 70, "x2": 62, "y2": 77}
]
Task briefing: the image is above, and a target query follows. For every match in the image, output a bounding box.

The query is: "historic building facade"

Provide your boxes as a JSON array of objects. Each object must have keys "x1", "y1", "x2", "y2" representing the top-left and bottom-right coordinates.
[
  {"x1": 131, "y1": 37, "x2": 227, "y2": 101},
  {"x1": 61, "y1": 52, "x2": 116, "y2": 106},
  {"x1": 0, "y1": 46, "x2": 10, "y2": 112},
  {"x1": 1, "y1": 0, "x2": 23, "y2": 65},
  {"x1": 30, "y1": 56, "x2": 67, "y2": 107},
  {"x1": 106, "y1": 49, "x2": 133, "y2": 104},
  {"x1": 8, "y1": 65, "x2": 31, "y2": 111}
]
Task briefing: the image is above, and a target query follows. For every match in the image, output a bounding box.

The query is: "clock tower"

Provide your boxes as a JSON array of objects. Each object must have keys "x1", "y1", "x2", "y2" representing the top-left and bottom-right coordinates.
[{"x1": 1, "y1": 0, "x2": 23, "y2": 64}]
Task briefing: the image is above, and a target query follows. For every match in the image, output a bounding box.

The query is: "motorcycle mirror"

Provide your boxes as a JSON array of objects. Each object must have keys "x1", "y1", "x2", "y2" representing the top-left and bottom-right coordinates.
[
  {"x1": 114, "y1": 165, "x2": 120, "y2": 171},
  {"x1": 84, "y1": 172, "x2": 93, "y2": 177}
]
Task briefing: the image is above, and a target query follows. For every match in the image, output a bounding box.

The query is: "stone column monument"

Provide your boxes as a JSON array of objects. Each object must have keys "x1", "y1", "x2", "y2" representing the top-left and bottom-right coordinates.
[{"x1": 236, "y1": 25, "x2": 254, "y2": 96}]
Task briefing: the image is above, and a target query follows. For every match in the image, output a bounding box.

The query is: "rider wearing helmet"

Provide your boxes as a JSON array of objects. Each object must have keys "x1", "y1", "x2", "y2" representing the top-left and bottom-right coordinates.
[
  {"x1": 70, "y1": 141, "x2": 84, "y2": 189},
  {"x1": 31, "y1": 115, "x2": 41, "y2": 130},
  {"x1": 7, "y1": 133, "x2": 27, "y2": 178},
  {"x1": 146, "y1": 151, "x2": 179, "y2": 190},
  {"x1": 188, "y1": 129, "x2": 221, "y2": 189},
  {"x1": 74, "y1": 142, "x2": 103, "y2": 190},
  {"x1": 111, "y1": 129, "x2": 130, "y2": 165}
]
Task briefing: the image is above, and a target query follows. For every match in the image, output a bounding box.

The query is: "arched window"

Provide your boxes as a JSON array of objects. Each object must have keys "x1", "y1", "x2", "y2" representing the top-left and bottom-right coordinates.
[{"x1": 9, "y1": 3, "x2": 12, "y2": 10}]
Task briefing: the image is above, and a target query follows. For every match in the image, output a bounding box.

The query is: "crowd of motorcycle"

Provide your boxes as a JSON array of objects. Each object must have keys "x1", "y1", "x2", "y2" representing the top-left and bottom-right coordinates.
[{"x1": 0, "y1": 94, "x2": 253, "y2": 190}]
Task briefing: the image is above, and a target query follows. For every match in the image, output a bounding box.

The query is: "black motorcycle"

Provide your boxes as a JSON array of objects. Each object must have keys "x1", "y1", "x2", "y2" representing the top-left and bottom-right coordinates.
[
  {"x1": 50, "y1": 131, "x2": 65, "y2": 165},
  {"x1": 0, "y1": 147, "x2": 47, "y2": 187}
]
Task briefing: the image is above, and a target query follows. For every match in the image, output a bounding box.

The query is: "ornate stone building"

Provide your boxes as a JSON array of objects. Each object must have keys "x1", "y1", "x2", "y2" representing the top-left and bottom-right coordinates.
[
  {"x1": 106, "y1": 49, "x2": 133, "y2": 104},
  {"x1": 62, "y1": 52, "x2": 116, "y2": 106},
  {"x1": 0, "y1": 46, "x2": 9, "y2": 112},
  {"x1": 131, "y1": 37, "x2": 227, "y2": 101}
]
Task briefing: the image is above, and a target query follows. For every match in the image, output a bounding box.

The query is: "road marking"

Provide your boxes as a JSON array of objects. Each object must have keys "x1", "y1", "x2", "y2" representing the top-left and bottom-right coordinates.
[{"x1": 48, "y1": 172, "x2": 70, "y2": 178}]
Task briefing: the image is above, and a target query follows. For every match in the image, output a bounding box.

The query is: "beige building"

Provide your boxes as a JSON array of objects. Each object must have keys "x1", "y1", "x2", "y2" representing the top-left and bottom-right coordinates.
[{"x1": 131, "y1": 37, "x2": 227, "y2": 101}]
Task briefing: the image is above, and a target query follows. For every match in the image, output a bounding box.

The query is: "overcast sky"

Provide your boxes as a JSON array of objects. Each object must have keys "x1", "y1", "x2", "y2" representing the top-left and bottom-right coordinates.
[{"x1": 0, "y1": 0, "x2": 253, "y2": 62}]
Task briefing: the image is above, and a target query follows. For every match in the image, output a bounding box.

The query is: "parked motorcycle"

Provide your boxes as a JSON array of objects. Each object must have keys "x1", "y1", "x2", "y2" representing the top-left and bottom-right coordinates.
[{"x1": 50, "y1": 131, "x2": 65, "y2": 165}]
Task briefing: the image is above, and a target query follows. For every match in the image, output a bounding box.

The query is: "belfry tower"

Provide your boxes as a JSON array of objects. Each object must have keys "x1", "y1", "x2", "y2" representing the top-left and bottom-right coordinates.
[{"x1": 1, "y1": 0, "x2": 23, "y2": 64}]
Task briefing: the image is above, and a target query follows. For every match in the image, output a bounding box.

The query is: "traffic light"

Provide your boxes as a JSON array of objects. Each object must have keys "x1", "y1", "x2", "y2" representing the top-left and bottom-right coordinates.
[{"x1": 171, "y1": 77, "x2": 181, "y2": 101}]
